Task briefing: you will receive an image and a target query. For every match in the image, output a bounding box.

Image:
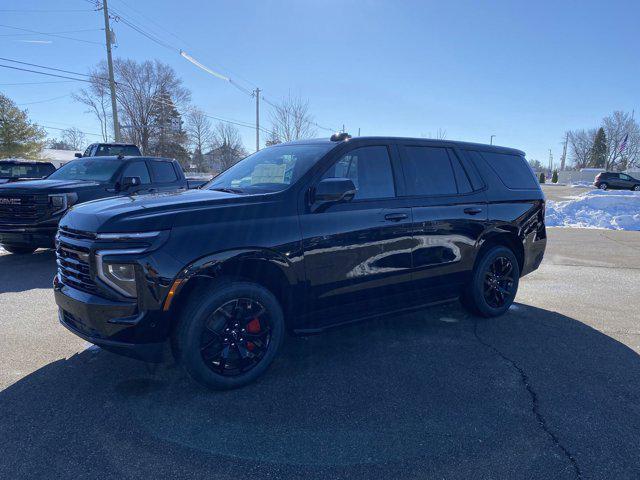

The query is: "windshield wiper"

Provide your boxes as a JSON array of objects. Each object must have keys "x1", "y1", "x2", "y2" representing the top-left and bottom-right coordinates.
[{"x1": 211, "y1": 187, "x2": 244, "y2": 194}]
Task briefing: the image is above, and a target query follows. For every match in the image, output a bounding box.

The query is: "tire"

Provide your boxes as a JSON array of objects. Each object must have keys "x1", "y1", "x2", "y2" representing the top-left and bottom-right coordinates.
[
  {"x1": 462, "y1": 246, "x2": 520, "y2": 318},
  {"x1": 633, "y1": 185, "x2": 640, "y2": 191},
  {"x1": 172, "y1": 280, "x2": 285, "y2": 390},
  {"x1": 1, "y1": 245, "x2": 37, "y2": 255},
  {"x1": 599, "y1": 183, "x2": 608, "y2": 190}
]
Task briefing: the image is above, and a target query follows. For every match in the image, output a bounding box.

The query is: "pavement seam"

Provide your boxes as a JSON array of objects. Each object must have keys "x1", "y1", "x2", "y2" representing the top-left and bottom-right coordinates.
[{"x1": 473, "y1": 320, "x2": 583, "y2": 480}]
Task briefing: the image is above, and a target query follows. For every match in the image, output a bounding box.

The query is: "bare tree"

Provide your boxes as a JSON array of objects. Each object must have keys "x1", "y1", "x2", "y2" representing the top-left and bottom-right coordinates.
[
  {"x1": 211, "y1": 122, "x2": 247, "y2": 170},
  {"x1": 72, "y1": 67, "x2": 111, "y2": 141},
  {"x1": 61, "y1": 127, "x2": 86, "y2": 150},
  {"x1": 186, "y1": 108, "x2": 212, "y2": 169},
  {"x1": 568, "y1": 129, "x2": 596, "y2": 170},
  {"x1": 602, "y1": 111, "x2": 640, "y2": 171},
  {"x1": 269, "y1": 94, "x2": 317, "y2": 142},
  {"x1": 73, "y1": 59, "x2": 190, "y2": 153},
  {"x1": 421, "y1": 129, "x2": 447, "y2": 140}
]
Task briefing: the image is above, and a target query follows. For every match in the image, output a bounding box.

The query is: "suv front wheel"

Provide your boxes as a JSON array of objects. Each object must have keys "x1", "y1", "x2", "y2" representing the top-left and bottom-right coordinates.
[
  {"x1": 172, "y1": 280, "x2": 285, "y2": 390},
  {"x1": 462, "y1": 246, "x2": 520, "y2": 317}
]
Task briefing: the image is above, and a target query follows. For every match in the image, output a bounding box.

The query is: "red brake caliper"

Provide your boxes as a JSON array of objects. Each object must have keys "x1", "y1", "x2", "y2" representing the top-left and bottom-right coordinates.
[{"x1": 245, "y1": 318, "x2": 261, "y2": 350}]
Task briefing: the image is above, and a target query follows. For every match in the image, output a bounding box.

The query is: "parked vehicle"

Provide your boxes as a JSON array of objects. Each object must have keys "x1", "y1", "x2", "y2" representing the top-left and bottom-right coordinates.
[
  {"x1": 0, "y1": 156, "x2": 190, "y2": 254},
  {"x1": 54, "y1": 134, "x2": 547, "y2": 389},
  {"x1": 0, "y1": 160, "x2": 56, "y2": 184},
  {"x1": 76, "y1": 143, "x2": 142, "y2": 158},
  {"x1": 594, "y1": 171, "x2": 640, "y2": 191}
]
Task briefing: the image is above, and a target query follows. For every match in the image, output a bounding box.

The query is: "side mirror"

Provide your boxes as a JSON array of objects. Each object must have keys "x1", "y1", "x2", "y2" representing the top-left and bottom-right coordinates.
[
  {"x1": 312, "y1": 178, "x2": 357, "y2": 210},
  {"x1": 121, "y1": 176, "x2": 141, "y2": 191},
  {"x1": 74, "y1": 152, "x2": 83, "y2": 158}
]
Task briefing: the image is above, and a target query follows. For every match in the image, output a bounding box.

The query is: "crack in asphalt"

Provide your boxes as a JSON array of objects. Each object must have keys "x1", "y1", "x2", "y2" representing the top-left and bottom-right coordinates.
[{"x1": 473, "y1": 320, "x2": 583, "y2": 479}]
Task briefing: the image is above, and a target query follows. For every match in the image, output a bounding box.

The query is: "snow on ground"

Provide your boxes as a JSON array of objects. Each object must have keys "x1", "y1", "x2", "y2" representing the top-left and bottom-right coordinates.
[{"x1": 546, "y1": 189, "x2": 640, "y2": 230}]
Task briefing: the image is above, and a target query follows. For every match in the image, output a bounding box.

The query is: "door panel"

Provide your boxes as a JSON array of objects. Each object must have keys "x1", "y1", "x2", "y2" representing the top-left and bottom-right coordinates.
[
  {"x1": 300, "y1": 201, "x2": 413, "y2": 320},
  {"x1": 410, "y1": 195, "x2": 488, "y2": 290}
]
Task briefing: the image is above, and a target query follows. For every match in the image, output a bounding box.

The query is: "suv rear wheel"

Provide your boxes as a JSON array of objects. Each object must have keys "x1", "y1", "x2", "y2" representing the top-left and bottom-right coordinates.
[
  {"x1": 1, "y1": 245, "x2": 37, "y2": 255},
  {"x1": 462, "y1": 246, "x2": 520, "y2": 317},
  {"x1": 172, "y1": 280, "x2": 285, "y2": 390},
  {"x1": 633, "y1": 185, "x2": 640, "y2": 191},
  {"x1": 599, "y1": 183, "x2": 608, "y2": 190}
]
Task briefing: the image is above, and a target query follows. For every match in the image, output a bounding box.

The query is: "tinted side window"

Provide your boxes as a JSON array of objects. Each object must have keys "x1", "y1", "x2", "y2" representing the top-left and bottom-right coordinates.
[
  {"x1": 478, "y1": 151, "x2": 538, "y2": 189},
  {"x1": 400, "y1": 146, "x2": 457, "y2": 196},
  {"x1": 150, "y1": 161, "x2": 178, "y2": 183},
  {"x1": 124, "y1": 146, "x2": 141, "y2": 156},
  {"x1": 321, "y1": 146, "x2": 395, "y2": 200},
  {"x1": 459, "y1": 151, "x2": 485, "y2": 190},
  {"x1": 121, "y1": 161, "x2": 151, "y2": 184}
]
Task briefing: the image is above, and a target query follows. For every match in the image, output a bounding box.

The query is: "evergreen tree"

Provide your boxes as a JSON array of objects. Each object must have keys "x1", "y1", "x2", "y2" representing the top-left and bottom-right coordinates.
[
  {"x1": 552, "y1": 169, "x2": 558, "y2": 183},
  {"x1": 589, "y1": 127, "x2": 607, "y2": 169},
  {"x1": 0, "y1": 93, "x2": 46, "y2": 158},
  {"x1": 538, "y1": 172, "x2": 546, "y2": 184},
  {"x1": 148, "y1": 88, "x2": 189, "y2": 166}
]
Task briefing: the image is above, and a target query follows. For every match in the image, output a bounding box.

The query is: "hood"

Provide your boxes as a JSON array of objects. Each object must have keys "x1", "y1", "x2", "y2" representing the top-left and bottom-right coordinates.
[
  {"x1": 60, "y1": 188, "x2": 262, "y2": 233},
  {"x1": 0, "y1": 179, "x2": 102, "y2": 194}
]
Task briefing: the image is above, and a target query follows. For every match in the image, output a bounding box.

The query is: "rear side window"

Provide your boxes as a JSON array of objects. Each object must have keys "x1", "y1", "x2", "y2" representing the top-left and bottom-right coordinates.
[
  {"x1": 321, "y1": 146, "x2": 395, "y2": 200},
  {"x1": 400, "y1": 146, "x2": 458, "y2": 196},
  {"x1": 150, "y1": 161, "x2": 178, "y2": 183},
  {"x1": 477, "y1": 151, "x2": 538, "y2": 189},
  {"x1": 121, "y1": 161, "x2": 151, "y2": 184}
]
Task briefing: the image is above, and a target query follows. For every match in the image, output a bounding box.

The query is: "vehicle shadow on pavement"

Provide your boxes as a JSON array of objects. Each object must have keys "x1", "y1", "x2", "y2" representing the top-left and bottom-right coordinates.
[
  {"x1": 0, "y1": 249, "x2": 56, "y2": 293},
  {"x1": 1, "y1": 303, "x2": 639, "y2": 479}
]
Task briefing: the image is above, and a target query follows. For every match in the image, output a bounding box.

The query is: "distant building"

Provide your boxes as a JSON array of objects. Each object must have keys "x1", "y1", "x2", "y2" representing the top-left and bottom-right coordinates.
[{"x1": 40, "y1": 148, "x2": 79, "y2": 168}]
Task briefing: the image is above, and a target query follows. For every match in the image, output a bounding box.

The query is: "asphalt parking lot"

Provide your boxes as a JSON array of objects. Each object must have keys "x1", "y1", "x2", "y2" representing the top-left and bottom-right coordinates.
[{"x1": 1, "y1": 227, "x2": 639, "y2": 479}]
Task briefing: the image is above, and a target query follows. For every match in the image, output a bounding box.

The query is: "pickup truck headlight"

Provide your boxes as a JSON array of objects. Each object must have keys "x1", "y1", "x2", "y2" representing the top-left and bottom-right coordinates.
[
  {"x1": 96, "y1": 248, "x2": 145, "y2": 298},
  {"x1": 49, "y1": 193, "x2": 78, "y2": 214}
]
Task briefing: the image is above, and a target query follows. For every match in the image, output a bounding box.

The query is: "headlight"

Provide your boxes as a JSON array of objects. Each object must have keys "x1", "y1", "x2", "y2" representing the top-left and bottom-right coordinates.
[
  {"x1": 49, "y1": 193, "x2": 78, "y2": 214},
  {"x1": 96, "y1": 231, "x2": 161, "y2": 241},
  {"x1": 96, "y1": 248, "x2": 145, "y2": 298}
]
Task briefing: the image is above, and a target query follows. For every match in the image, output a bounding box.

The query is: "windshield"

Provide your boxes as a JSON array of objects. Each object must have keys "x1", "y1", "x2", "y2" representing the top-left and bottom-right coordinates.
[
  {"x1": 208, "y1": 144, "x2": 334, "y2": 193},
  {"x1": 94, "y1": 145, "x2": 141, "y2": 156},
  {"x1": 47, "y1": 158, "x2": 122, "y2": 182},
  {"x1": 0, "y1": 163, "x2": 53, "y2": 179}
]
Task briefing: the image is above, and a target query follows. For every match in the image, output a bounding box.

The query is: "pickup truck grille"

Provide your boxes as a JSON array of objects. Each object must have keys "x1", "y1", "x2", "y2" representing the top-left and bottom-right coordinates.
[
  {"x1": 56, "y1": 233, "x2": 98, "y2": 295},
  {"x1": 0, "y1": 194, "x2": 49, "y2": 223}
]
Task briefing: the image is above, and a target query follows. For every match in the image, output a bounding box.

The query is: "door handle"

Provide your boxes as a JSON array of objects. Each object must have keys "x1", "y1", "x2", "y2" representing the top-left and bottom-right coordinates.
[
  {"x1": 384, "y1": 213, "x2": 408, "y2": 222},
  {"x1": 463, "y1": 207, "x2": 483, "y2": 215}
]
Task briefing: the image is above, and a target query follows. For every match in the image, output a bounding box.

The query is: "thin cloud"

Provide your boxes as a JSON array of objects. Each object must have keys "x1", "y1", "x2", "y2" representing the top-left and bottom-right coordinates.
[{"x1": 17, "y1": 40, "x2": 53, "y2": 44}]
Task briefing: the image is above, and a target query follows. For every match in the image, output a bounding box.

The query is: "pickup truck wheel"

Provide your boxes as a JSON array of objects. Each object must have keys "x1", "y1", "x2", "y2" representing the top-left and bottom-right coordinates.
[
  {"x1": 633, "y1": 185, "x2": 640, "y2": 191},
  {"x1": 172, "y1": 280, "x2": 285, "y2": 390},
  {"x1": 599, "y1": 183, "x2": 608, "y2": 190},
  {"x1": 462, "y1": 246, "x2": 520, "y2": 318},
  {"x1": 1, "y1": 245, "x2": 37, "y2": 255}
]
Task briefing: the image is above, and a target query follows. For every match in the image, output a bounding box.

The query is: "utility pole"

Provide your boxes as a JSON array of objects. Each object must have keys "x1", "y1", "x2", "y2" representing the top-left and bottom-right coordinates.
[
  {"x1": 102, "y1": 0, "x2": 120, "y2": 142},
  {"x1": 490, "y1": 134, "x2": 495, "y2": 145},
  {"x1": 560, "y1": 132, "x2": 568, "y2": 171},
  {"x1": 254, "y1": 87, "x2": 260, "y2": 152},
  {"x1": 548, "y1": 149, "x2": 553, "y2": 172}
]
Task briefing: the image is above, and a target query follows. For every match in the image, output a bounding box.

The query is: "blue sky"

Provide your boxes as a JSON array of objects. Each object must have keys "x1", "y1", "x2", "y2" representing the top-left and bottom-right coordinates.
[{"x1": 1, "y1": 0, "x2": 638, "y2": 164}]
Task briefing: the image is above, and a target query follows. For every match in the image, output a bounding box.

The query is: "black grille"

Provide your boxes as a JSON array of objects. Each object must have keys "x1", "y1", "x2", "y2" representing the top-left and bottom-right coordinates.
[
  {"x1": 0, "y1": 194, "x2": 49, "y2": 223},
  {"x1": 56, "y1": 240, "x2": 98, "y2": 294},
  {"x1": 58, "y1": 226, "x2": 96, "y2": 241}
]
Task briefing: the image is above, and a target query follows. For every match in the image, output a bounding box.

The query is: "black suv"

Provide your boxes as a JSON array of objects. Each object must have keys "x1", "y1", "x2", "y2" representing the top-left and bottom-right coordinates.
[
  {"x1": 594, "y1": 171, "x2": 640, "y2": 191},
  {"x1": 0, "y1": 160, "x2": 56, "y2": 184},
  {"x1": 0, "y1": 156, "x2": 188, "y2": 254},
  {"x1": 54, "y1": 135, "x2": 546, "y2": 389}
]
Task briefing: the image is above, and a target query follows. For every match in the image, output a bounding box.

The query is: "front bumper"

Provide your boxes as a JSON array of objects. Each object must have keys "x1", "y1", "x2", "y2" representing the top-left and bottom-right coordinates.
[
  {"x1": 54, "y1": 278, "x2": 168, "y2": 363},
  {"x1": 0, "y1": 224, "x2": 57, "y2": 248}
]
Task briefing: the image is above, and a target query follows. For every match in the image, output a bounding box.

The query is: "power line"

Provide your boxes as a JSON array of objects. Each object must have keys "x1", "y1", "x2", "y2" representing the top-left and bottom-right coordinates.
[
  {"x1": 0, "y1": 24, "x2": 102, "y2": 45},
  {"x1": 0, "y1": 28, "x2": 103, "y2": 37},
  {"x1": 0, "y1": 80, "x2": 77, "y2": 86},
  {"x1": 0, "y1": 57, "x2": 111, "y2": 82},
  {"x1": 41, "y1": 124, "x2": 103, "y2": 137},
  {"x1": 17, "y1": 94, "x2": 70, "y2": 106},
  {"x1": 0, "y1": 9, "x2": 94, "y2": 13},
  {"x1": 0, "y1": 64, "x2": 94, "y2": 83}
]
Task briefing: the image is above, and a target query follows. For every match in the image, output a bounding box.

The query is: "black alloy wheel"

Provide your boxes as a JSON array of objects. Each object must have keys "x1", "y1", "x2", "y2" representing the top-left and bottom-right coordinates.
[
  {"x1": 173, "y1": 280, "x2": 284, "y2": 390},
  {"x1": 483, "y1": 256, "x2": 516, "y2": 308},
  {"x1": 200, "y1": 298, "x2": 272, "y2": 376},
  {"x1": 461, "y1": 245, "x2": 520, "y2": 317}
]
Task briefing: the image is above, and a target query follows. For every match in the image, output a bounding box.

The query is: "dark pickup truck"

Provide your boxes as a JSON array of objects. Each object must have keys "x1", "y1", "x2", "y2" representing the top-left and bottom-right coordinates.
[
  {"x1": 0, "y1": 155, "x2": 192, "y2": 254},
  {"x1": 0, "y1": 160, "x2": 56, "y2": 185}
]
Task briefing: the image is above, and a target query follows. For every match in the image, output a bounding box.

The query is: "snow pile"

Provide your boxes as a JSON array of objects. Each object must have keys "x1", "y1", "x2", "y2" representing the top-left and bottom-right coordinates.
[{"x1": 546, "y1": 189, "x2": 640, "y2": 230}]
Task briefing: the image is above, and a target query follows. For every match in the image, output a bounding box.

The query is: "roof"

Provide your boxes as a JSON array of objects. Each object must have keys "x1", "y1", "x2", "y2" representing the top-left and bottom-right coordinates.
[
  {"x1": 276, "y1": 136, "x2": 525, "y2": 156},
  {"x1": 40, "y1": 148, "x2": 79, "y2": 161},
  {"x1": 87, "y1": 142, "x2": 139, "y2": 147},
  {"x1": 0, "y1": 158, "x2": 55, "y2": 165}
]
